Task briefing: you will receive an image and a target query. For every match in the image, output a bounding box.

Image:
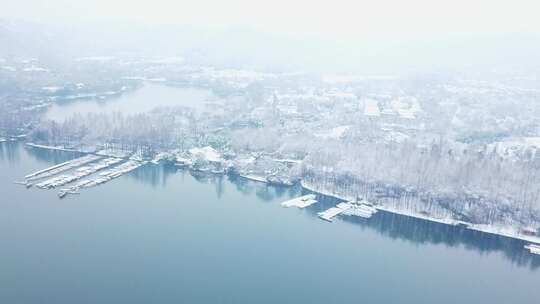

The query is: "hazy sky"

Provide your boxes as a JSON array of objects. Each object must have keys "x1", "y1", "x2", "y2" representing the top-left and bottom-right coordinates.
[
  {"x1": 3, "y1": 0, "x2": 540, "y2": 39},
  {"x1": 3, "y1": 0, "x2": 540, "y2": 73}
]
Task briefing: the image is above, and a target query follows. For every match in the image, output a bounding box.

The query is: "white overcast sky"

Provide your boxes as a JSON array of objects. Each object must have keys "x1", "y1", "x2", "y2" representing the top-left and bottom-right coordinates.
[{"x1": 3, "y1": 0, "x2": 540, "y2": 39}]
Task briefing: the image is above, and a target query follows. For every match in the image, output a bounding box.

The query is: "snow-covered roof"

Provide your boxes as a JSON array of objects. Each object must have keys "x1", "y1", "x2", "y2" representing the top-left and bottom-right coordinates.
[{"x1": 189, "y1": 146, "x2": 222, "y2": 162}]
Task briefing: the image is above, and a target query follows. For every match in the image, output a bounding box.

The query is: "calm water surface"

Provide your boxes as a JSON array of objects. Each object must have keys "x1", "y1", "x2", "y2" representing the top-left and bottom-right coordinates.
[
  {"x1": 1, "y1": 142, "x2": 539, "y2": 304},
  {"x1": 45, "y1": 84, "x2": 215, "y2": 121}
]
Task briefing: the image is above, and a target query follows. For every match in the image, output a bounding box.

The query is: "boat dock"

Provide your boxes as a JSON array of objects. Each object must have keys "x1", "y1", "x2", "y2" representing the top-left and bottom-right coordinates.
[
  {"x1": 281, "y1": 194, "x2": 318, "y2": 208},
  {"x1": 79, "y1": 160, "x2": 144, "y2": 189},
  {"x1": 35, "y1": 158, "x2": 122, "y2": 189},
  {"x1": 25, "y1": 154, "x2": 102, "y2": 181},
  {"x1": 14, "y1": 181, "x2": 33, "y2": 188},
  {"x1": 58, "y1": 188, "x2": 80, "y2": 198},
  {"x1": 16, "y1": 148, "x2": 147, "y2": 198},
  {"x1": 318, "y1": 202, "x2": 352, "y2": 222},
  {"x1": 53, "y1": 160, "x2": 143, "y2": 197},
  {"x1": 24, "y1": 161, "x2": 71, "y2": 179}
]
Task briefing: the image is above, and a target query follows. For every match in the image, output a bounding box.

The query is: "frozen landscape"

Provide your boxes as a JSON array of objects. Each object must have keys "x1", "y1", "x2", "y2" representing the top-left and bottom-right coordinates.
[
  {"x1": 7, "y1": 66, "x2": 540, "y2": 245},
  {"x1": 2, "y1": 141, "x2": 539, "y2": 304},
  {"x1": 2, "y1": 1, "x2": 540, "y2": 302}
]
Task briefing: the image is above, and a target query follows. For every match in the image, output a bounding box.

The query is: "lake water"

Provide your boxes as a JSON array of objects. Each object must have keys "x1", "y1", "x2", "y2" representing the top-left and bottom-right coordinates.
[
  {"x1": 45, "y1": 84, "x2": 216, "y2": 121},
  {"x1": 1, "y1": 142, "x2": 539, "y2": 304}
]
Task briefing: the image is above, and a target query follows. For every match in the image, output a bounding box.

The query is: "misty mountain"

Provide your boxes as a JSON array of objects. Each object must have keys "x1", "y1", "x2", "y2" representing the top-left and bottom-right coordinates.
[{"x1": 2, "y1": 19, "x2": 540, "y2": 75}]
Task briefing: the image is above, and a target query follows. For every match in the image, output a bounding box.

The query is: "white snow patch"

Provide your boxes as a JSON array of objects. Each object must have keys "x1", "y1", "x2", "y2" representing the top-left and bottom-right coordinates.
[
  {"x1": 189, "y1": 146, "x2": 222, "y2": 162},
  {"x1": 42, "y1": 86, "x2": 63, "y2": 93},
  {"x1": 23, "y1": 66, "x2": 49, "y2": 72},
  {"x1": 2, "y1": 66, "x2": 17, "y2": 72},
  {"x1": 363, "y1": 99, "x2": 380, "y2": 117},
  {"x1": 315, "y1": 126, "x2": 350, "y2": 139},
  {"x1": 147, "y1": 57, "x2": 185, "y2": 64},
  {"x1": 75, "y1": 56, "x2": 115, "y2": 62}
]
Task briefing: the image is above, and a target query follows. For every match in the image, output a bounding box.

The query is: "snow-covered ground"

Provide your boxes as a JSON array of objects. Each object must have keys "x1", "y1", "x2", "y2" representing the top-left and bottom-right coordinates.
[
  {"x1": 189, "y1": 146, "x2": 222, "y2": 162},
  {"x1": 363, "y1": 98, "x2": 380, "y2": 116},
  {"x1": 315, "y1": 126, "x2": 350, "y2": 139},
  {"x1": 301, "y1": 180, "x2": 540, "y2": 244}
]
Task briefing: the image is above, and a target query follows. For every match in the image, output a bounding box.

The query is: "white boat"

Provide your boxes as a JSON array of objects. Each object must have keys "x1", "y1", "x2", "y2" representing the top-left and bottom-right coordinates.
[
  {"x1": 342, "y1": 201, "x2": 378, "y2": 218},
  {"x1": 358, "y1": 203, "x2": 377, "y2": 214},
  {"x1": 318, "y1": 203, "x2": 352, "y2": 222},
  {"x1": 524, "y1": 243, "x2": 540, "y2": 255},
  {"x1": 343, "y1": 207, "x2": 374, "y2": 218}
]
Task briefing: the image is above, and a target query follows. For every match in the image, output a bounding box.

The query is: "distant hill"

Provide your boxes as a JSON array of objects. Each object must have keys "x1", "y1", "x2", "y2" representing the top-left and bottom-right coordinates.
[{"x1": 2, "y1": 19, "x2": 540, "y2": 74}]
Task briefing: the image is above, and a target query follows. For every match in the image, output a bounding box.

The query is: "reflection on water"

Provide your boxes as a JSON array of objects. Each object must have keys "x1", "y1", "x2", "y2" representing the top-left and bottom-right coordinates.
[
  {"x1": 227, "y1": 174, "x2": 303, "y2": 202},
  {"x1": 128, "y1": 162, "x2": 178, "y2": 188},
  {"x1": 112, "y1": 157, "x2": 540, "y2": 270},
  {"x1": 0, "y1": 141, "x2": 20, "y2": 163},
  {"x1": 129, "y1": 165, "x2": 304, "y2": 201},
  {"x1": 346, "y1": 210, "x2": 540, "y2": 270},
  {"x1": 15, "y1": 142, "x2": 540, "y2": 270},
  {"x1": 24, "y1": 146, "x2": 85, "y2": 165}
]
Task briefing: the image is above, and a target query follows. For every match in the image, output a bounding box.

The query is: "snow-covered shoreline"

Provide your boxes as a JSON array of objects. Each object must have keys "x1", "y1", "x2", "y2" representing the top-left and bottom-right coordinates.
[
  {"x1": 238, "y1": 174, "x2": 268, "y2": 183},
  {"x1": 20, "y1": 141, "x2": 540, "y2": 245},
  {"x1": 26, "y1": 143, "x2": 77, "y2": 152},
  {"x1": 301, "y1": 181, "x2": 540, "y2": 245}
]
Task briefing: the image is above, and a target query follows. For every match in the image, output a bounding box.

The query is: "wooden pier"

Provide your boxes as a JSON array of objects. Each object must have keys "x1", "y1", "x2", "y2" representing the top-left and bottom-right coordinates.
[
  {"x1": 35, "y1": 158, "x2": 122, "y2": 189},
  {"x1": 25, "y1": 154, "x2": 102, "y2": 181}
]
